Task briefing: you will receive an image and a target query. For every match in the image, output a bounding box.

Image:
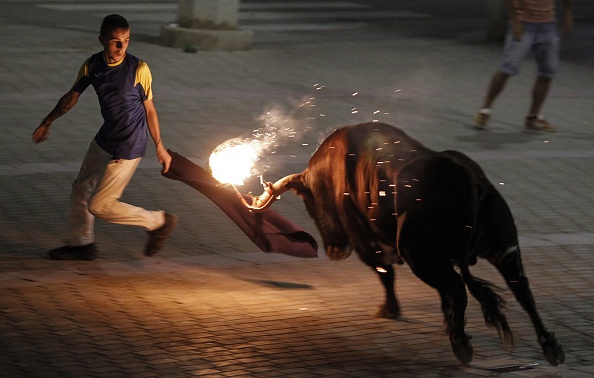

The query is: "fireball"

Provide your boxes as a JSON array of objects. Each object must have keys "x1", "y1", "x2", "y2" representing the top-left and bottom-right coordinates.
[{"x1": 208, "y1": 138, "x2": 259, "y2": 186}]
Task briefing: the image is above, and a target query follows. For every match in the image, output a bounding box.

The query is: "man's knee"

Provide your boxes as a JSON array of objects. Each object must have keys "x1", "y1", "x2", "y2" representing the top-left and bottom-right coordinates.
[{"x1": 88, "y1": 196, "x2": 112, "y2": 218}]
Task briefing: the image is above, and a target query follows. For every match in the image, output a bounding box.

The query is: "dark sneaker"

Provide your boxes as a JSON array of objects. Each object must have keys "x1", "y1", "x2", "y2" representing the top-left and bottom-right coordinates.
[
  {"x1": 145, "y1": 213, "x2": 178, "y2": 256},
  {"x1": 48, "y1": 244, "x2": 97, "y2": 261}
]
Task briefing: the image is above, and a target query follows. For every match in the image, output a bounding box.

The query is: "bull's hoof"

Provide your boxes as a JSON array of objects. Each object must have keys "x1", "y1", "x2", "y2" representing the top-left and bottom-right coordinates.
[
  {"x1": 539, "y1": 333, "x2": 565, "y2": 366},
  {"x1": 376, "y1": 304, "x2": 401, "y2": 319},
  {"x1": 451, "y1": 336, "x2": 473, "y2": 364}
]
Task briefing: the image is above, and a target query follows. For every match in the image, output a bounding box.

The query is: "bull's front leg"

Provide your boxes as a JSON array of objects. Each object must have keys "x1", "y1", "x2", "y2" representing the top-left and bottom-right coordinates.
[{"x1": 374, "y1": 265, "x2": 401, "y2": 318}]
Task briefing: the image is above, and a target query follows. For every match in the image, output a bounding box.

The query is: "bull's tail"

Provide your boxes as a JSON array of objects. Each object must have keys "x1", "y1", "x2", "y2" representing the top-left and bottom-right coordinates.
[{"x1": 459, "y1": 264, "x2": 514, "y2": 347}]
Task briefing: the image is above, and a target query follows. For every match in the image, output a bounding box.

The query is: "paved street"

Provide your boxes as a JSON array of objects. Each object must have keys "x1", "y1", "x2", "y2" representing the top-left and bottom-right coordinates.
[{"x1": 1, "y1": 1, "x2": 593, "y2": 377}]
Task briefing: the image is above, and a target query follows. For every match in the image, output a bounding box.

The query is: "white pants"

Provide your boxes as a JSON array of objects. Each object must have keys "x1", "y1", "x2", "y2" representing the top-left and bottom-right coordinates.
[{"x1": 67, "y1": 140, "x2": 165, "y2": 246}]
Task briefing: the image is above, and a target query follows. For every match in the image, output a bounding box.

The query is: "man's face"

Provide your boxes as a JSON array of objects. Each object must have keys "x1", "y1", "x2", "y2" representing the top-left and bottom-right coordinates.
[{"x1": 99, "y1": 27, "x2": 130, "y2": 64}]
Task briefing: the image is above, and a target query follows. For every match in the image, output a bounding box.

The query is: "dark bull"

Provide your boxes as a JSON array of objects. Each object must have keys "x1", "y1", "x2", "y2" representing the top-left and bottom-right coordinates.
[{"x1": 250, "y1": 122, "x2": 564, "y2": 365}]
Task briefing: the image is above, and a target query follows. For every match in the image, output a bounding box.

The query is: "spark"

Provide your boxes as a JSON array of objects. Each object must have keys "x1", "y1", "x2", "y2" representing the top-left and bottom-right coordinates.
[
  {"x1": 376, "y1": 267, "x2": 388, "y2": 273},
  {"x1": 352, "y1": 92, "x2": 359, "y2": 96}
]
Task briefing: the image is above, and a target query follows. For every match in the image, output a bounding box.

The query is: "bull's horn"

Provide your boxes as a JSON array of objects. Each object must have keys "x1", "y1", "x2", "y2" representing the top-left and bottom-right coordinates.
[{"x1": 236, "y1": 173, "x2": 302, "y2": 212}]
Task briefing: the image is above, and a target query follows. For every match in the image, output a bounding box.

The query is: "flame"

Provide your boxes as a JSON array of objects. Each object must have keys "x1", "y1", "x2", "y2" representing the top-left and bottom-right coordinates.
[
  {"x1": 208, "y1": 138, "x2": 259, "y2": 185},
  {"x1": 208, "y1": 102, "x2": 317, "y2": 185}
]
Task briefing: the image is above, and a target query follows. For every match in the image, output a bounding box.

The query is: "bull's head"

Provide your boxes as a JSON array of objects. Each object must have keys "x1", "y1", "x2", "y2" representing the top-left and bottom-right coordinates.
[{"x1": 237, "y1": 173, "x2": 304, "y2": 212}]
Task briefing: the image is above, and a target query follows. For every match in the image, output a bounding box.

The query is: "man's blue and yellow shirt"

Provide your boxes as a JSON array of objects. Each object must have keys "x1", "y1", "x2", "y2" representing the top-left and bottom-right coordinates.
[{"x1": 72, "y1": 52, "x2": 153, "y2": 159}]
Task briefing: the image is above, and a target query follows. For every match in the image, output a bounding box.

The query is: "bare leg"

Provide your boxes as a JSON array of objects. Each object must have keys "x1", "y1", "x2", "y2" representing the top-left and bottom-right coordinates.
[
  {"x1": 482, "y1": 70, "x2": 511, "y2": 109},
  {"x1": 528, "y1": 76, "x2": 552, "y2": 116}
]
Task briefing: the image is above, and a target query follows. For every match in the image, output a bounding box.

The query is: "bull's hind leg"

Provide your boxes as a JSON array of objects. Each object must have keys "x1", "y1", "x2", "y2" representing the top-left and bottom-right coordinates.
[
  {"x1": 493, "y1": 250, "x2": 565, "y2": 365},
  {"x1": 459, "y1": 264, "x2": 513, "y2": 347},
  {"x1": 409, "y1": 262, "x2": 473, "y2": 364}
]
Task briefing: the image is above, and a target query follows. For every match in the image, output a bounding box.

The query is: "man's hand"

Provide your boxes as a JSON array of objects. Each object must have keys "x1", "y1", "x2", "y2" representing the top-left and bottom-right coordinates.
[
  {"x1": 32, "y1": 121, "x2": 51, "y2": 144},
  {"x1": 157, "y1": 144, "x2": 172, "y2": 173},
  {"x1": 562, "y1": 10, "x2": 574, "y2": 35},
  {"x1": 33, "y1": 90, "x2": 80, "y2": 145},
  {"x1": 511, "y1": 19, "x2": 523, "y2": 41}
]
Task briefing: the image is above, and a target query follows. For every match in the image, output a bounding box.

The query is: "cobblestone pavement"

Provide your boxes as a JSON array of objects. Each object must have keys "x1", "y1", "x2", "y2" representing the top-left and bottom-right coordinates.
[{"x1": 1, "y1": 0, "x2": 593, "y2": 377}]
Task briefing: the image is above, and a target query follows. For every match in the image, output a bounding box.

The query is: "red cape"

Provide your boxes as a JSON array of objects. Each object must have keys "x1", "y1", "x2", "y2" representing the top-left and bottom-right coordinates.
[{"x1": 162, "y1": 150, "x2": 318, "y2": 258}]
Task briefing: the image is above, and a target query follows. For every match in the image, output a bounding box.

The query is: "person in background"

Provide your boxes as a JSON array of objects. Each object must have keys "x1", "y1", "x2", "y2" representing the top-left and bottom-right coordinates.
[
  {"x1": 32, "y1": 14, "x2": 178, "y2": 260},
  {"x1": 475, "y1": 0, "x2": 573, "y2": 132}
]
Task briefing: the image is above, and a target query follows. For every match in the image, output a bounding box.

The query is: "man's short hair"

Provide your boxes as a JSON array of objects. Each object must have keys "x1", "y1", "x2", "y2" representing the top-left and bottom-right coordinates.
[{"x1": 100, "y1": 14, "x2": 129, "y2": 37}]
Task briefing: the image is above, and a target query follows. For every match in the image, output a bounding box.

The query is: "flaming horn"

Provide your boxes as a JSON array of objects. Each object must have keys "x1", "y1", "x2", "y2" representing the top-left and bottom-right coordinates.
[{"x1": 235, "y1": 173, "x2": 302, "y2": 212}]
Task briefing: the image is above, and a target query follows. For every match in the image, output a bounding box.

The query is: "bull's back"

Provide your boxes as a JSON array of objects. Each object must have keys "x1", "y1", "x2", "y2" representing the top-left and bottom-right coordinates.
[
  {"x1": 307, "y1": 122, "x2": 430, "y2": 199},
  {"x1": 303, "y1": 123, "x2": 432, "y2": 256}
]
